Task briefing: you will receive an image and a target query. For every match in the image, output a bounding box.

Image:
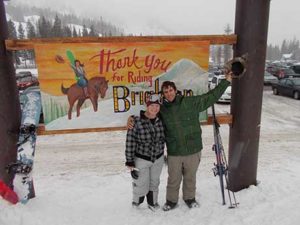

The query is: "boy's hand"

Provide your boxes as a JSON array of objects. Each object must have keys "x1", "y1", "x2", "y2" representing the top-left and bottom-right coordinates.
[
  {"x1": 126, "y1": 166, "x2": 134, "y2": 171},
  {"x1": 127, "y1": 116, "x2": 135, "y2": 129}
]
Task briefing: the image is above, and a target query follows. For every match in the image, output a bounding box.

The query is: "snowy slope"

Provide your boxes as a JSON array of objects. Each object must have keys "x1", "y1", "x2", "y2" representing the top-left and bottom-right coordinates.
[
  {"x1": 24, "y1": 15, "x2": 40, "y2": 26},
  {"x1": 0, "y1": 89, "x2": 300, "y2": 225}
]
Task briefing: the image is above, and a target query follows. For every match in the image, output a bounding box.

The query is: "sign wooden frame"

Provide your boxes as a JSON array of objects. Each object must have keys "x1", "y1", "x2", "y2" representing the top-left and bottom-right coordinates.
[
  {"x1": 6, "y1": 35, "x2": 237, "y2": 50},
  {"x1": 6, "y1": 35, "x2": 236, "y2": 135}
]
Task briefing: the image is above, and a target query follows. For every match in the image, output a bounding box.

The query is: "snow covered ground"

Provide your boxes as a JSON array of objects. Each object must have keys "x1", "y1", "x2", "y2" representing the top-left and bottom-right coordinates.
[{"x1": 1, "y1": 89, "x2": 300, "y2": 225}]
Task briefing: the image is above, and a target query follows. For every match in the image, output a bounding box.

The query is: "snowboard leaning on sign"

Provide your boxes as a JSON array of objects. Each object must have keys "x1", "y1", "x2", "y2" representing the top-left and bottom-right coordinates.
[{"x1": 6, "y1": 86, "x2": 42, "y2": 204}]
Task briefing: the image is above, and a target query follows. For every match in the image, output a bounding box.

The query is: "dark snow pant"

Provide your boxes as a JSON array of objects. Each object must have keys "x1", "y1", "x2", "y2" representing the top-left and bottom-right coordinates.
[
  {"x1": 166, "y1": 151, "x2": 201, "y2": 203},
  {"x1": 132, "y1": 156, "x2": 164, "y2": 205}
]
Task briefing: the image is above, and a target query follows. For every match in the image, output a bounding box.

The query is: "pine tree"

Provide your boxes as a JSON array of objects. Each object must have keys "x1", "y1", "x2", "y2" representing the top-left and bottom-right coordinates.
[
  {"x1": 38, "y1": 16, "x2": 45, "y2": 37},
  {"x1": 26, "y1": 21, "x2": 36, "y2": 38},
  {"x1": 7, "y1": 20, "x2": 19, "y2": 65},
  {"x1": 17, "y1": 23, "x2": 28, "y2": 67},
  {"x1": 46, "y1": 20, "x2": 52, "y2": 37},
  {"x1": 26, "y1": 21, "x2": 37, "y2": 66},
  {"x1": 288, "y1": 38, "x2": 299, "y2": 59},
  {"x1": 274, "y1": 45, "x2": 281, "y2": 60},
  {"x1": 267, "y1": 43, "x2": 285, "y2": 61},
  {"x1": 223, "y1": 24, "x2": 232, "y2": 63},
  {"x1": 269, "y1": 44, "x2": 273, "y2": 61},
  {"x1": 89, "y1": 24, "x2": 97, "y2": 36},
  {"x1": 62, "y1": 26, "x2": 72, "y2": 37},
  {"x1": 211, "y1": 46, "x2": 217, "y2": 64},
  {"x1": 38, "y1": 16, "x2": 47, "y2": 37},
  {"x1": 295, "y1": 40, "x2": 300, "y2": 60},
  {"x1": 7, "y1": 19, "x2": 17, "y2": 38},
  {"x1": 38, "y1": 16, "x2": 52, "y2": 38},
  {"x1": 82, "y1": 24, "x2": 88, "y2": 37},
  {"x1": 18, "y1": 23, "x2": 25, "y2": 39},
  {"x1": 281, "y1": 39, "x2": 288, "y2": 54},
  {"x1": 52, "y1": 14, "x2": 62, "y2": 37},
  {"x1": 72, "y1": 27, "x2": 78, "y2": 37},
  {"x1": 217, "y1": 46, "x2": 222, "y2": 65}
]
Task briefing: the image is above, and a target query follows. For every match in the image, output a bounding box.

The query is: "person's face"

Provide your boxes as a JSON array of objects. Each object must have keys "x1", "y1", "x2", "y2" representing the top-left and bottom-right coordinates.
[
  {"x1": 162, "y1": 86, "x2": 176, "y2": 102},
  {"x1": 75, "y1": 61, "x2": 80, "y2": 67},
  {"x1": 147, "y1": 103, "x2": 160, "y2": 117}
]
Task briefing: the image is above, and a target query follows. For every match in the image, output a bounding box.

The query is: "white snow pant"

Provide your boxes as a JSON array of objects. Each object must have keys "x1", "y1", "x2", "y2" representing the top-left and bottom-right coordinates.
[{"x1": 132, "y1": 156, "x2": 164, "y2": 205}]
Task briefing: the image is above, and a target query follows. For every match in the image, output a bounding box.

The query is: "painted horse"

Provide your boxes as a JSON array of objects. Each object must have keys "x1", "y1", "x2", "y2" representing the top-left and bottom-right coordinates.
[{"x1": 61, "y1": 76, "x2": 109, "y2": 120}]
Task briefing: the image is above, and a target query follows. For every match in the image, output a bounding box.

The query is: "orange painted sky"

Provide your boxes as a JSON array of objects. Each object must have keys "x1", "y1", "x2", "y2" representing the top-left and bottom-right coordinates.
[{"x1": 35, "y1": 41, "x2": 209, "y2": 96}]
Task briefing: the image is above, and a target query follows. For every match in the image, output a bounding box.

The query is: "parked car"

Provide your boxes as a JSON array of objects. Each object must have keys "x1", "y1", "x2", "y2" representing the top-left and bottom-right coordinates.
[
  {"x1": 210, "y1": 75, "x2": 231, "y2": 103},
  {"x1": 16, "y1": 71, "x2": 39, "y2": 91},
  {"x1": 273, "y1": 68, "x2": 299, "y2": 79},
  {"x1": 208, "y1": 72, "x2": 214, "y2": 86},
  {"x1": 290, "y1": 64, "x2": 300, "y2": 74},
  {"x1": 264, "y1": 71, "x2": 278, "y2": 85},
  {"x1": 272, "y1": 78, "x2": 300, "y2": 100},
  {"x1": 266, "y1": 64, "x2": 287, "y2": 76}
]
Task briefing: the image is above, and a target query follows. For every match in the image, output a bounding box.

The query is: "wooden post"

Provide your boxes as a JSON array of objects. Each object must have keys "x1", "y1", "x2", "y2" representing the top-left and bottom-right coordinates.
[
  {"x1": 0, "y1": 0, "x2": 21, "y2": 186},
  {"x1": 228, "y1": 0, "x2": 271, "y2": 191}
]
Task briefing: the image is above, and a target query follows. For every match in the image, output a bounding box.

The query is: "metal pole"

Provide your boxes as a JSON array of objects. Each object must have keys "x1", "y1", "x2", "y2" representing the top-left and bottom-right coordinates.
[
  {"x1": 0, "y1": 0, "x2": 21, "y2": 187},
  {"x1": 228, "y1": 0, "x2": 271, "y2": 192}
]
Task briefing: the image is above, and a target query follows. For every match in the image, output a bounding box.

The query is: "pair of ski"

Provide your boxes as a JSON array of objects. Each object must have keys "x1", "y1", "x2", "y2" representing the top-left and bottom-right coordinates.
[{"x1": 211, "y1": 103, "x2": 238, "y2": 208}]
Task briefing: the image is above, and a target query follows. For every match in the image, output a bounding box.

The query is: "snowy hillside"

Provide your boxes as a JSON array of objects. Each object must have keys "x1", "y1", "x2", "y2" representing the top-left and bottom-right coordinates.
[
  {"x1": 24, "y1": 15, "x2": 40, "y2": 26},
  {"x1": 68, "y1": 24, "x2": 93, "y2": 36},
  {"x1": 5, "y1": 3, "x2": 124, "y2": 37},
  {"x1": 1, "y1": 89, "x2": 300, "y2": 225},
  {"x1": 8, "y1": 14, "x2": 98, "y2": 37}
]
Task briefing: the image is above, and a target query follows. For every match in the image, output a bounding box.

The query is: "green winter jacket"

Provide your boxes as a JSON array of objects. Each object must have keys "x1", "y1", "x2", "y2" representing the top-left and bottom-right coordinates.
[{"x1": 160, "y1": 79, "x2": 230, "y2": 156}]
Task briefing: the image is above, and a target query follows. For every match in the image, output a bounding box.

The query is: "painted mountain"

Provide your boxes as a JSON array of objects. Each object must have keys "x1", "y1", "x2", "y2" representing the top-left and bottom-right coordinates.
[{"x1": 158, "y1": 58, "x2": 208, "y2": 96}]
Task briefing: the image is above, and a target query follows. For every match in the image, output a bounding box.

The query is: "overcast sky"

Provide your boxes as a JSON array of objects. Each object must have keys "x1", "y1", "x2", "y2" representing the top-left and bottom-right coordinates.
[{"x1": 12, "y1": 0, "x2": 300, "y2": 45}]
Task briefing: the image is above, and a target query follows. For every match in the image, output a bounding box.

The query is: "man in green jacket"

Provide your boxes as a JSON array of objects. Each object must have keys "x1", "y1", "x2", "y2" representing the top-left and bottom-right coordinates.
[
  {"x1": 160, "y1": 72, "x2": 232, "y2": 211},
  {"x1": 128, "y1": 72, "x2": 232, "y2": 211}
]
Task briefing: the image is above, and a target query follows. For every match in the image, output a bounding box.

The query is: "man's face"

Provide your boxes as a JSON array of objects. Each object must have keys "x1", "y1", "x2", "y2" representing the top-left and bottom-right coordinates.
[{"x1": 162, "y1": 86, "x2": 176, "y2": 102}]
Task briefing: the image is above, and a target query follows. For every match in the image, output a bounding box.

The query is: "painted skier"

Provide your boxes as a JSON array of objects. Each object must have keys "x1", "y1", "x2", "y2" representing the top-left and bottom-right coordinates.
[{"x1": 70, "y1": 59, "x2": 89, "y2": 97}]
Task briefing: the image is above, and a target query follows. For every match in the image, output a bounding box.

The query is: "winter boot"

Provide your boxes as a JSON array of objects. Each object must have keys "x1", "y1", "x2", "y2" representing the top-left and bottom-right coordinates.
[
  {"x1": 162, "y1": 200, "x2": 177, "y2": 211},
  {"x1": 147, "y1": 191, "x2": 160, "y2": 211},
  {"x1": 132, "y1": 196, "x2": 145, "y2": 208},
  {"x1": 184, "y1": 198, "x2": 199, "y2": 208}
]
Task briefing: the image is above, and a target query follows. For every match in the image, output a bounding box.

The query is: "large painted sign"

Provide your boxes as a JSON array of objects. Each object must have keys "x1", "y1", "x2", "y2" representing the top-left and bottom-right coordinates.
[{"x1": 35, "y1": 40, "x2": 210, "y2": 130}]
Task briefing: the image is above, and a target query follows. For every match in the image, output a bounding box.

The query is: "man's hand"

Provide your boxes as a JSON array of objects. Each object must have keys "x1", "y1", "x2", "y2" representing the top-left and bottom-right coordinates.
[
  {"x1": 225, "y1": 70, "x2": 233, "y2": 83},
  {"x1": 127, "y1": 116, "x2": 135, "y2": 129}
]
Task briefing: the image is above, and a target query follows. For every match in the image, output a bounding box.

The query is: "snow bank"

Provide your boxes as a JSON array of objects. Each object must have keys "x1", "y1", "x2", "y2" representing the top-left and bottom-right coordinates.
[{"x1": 1, "y1": 90, "x2": 300, "y2": 225}]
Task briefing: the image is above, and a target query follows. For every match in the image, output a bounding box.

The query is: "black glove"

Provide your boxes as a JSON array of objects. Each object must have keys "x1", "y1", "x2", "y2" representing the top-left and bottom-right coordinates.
[
  {"x1": 131, "y1": 169, "x2": 139, "y2": 179},
  {"x1": 125, "y1": 161, "x2": 135, "y2": 167}
]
